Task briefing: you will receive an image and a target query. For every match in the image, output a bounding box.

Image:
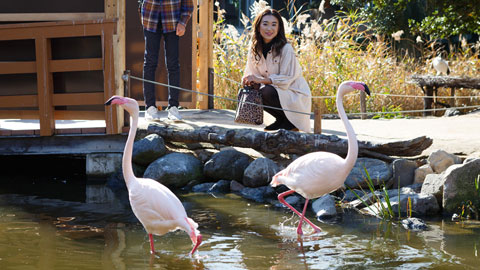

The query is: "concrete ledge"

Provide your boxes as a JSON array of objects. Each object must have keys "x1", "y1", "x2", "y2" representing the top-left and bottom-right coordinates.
[{"x1": 0, "y1": 134, "x2": 126, "y2": 155}]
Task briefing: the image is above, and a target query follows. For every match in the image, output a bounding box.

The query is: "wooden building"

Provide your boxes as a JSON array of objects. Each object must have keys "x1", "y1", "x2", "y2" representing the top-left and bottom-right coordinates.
[{"x1": 0, "y1": 0, "x2": 214, "y2": 136}]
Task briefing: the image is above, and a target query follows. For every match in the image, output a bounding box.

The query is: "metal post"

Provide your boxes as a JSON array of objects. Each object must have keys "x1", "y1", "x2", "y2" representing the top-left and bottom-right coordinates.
[{"x1": 122, "y1": 70, "x2": 131, "y2": 97}]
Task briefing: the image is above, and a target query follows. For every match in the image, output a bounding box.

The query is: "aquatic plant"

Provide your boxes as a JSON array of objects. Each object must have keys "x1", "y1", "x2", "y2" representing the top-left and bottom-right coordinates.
[{"x1": 456, "y1": 174, "x2": 480, "y2": 220}]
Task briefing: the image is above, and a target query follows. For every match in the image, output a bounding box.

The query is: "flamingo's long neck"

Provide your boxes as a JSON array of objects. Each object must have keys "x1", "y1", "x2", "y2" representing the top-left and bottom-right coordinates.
[
  {"x1": 336, "y1": 88, "x2": 358, "y2": 171},
  {"x1": 122, "y1": 109, "x2": 138, "y2": 187}
]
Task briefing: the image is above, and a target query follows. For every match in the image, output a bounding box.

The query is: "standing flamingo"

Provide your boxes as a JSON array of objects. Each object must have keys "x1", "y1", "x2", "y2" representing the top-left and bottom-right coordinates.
[
  {"x1": 105, "y1": 96, "x2": 202, "y2": 255},
  {"x1": 271, "y1": 81, "x2": 370, "y2": 235}
]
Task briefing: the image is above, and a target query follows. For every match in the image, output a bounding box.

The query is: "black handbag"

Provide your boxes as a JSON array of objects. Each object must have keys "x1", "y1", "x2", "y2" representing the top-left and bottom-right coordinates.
[{"x1": 234, "y1": 85, "x2": 263, "y2": 125}]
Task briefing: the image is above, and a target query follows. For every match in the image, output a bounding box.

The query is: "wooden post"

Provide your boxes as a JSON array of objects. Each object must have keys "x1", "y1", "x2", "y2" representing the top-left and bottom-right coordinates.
[
  {"x1": 450, "y1": 87, "x2": 456, "y2": 107},
  {"x1": 35, "y1": 37, "x2": 55, "y2": 136},
  {"x1": 104, "y1": 0, "x2": 124, "y2": 134},
  {"x1": 207, "y1": 0, "x2": 214, "y2": 109},
  {"x1": 198, "y1": 0, "x2": 214, "y2": 110},
  {"x1": 423, "y1": 85, "x2": 434, "y2": 116},
  {"x1": 191, "y1": 3, "x2": 198, "y2": 109},
  {"x1": 103, "y1": 23, "x2": 119, "y2": 134},
  {"x1": 314, "y1": 109, "x2": 322, "y2": 134},
  {"x1": 360, "y1": 91, "x2": 367, "y2": 119}
]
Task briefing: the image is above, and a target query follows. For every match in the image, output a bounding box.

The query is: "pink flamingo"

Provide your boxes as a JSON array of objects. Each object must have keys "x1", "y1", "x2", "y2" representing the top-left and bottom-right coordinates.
[
  {"x1": 105, "y1": 96, "x2": 202, "y2": 255},
  {"x1": 271, "y1": 81, "x2": 370, "y2": 235}
]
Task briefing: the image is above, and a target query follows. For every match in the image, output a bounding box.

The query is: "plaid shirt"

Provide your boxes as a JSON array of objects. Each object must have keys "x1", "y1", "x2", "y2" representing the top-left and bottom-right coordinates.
[{"x1": 141, "y1": 0, "x2": 194, "y2": 33}]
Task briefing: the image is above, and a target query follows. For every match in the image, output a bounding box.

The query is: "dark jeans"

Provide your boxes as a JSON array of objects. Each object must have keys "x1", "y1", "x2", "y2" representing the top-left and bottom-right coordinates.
[
  {"x1": 260, "y1": 85, "x2": 295, "y2": 129},
  {"x1": 143, "y1": 29, "x2": 180, "y2": 108}
]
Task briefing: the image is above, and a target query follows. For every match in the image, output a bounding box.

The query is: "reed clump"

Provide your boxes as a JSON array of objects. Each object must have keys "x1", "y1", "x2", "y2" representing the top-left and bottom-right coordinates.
[{"x1": 213, "y1": 1, "x2": 480, "y2": 117}]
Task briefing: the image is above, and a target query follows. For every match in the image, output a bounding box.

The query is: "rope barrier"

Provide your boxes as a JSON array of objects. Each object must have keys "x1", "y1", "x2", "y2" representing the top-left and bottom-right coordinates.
[
  {"x1": 129, "y1": 72, "x2": 480, "y2": 117},
  {"x1": 129, "y1": 75, "x2": 312, "y2": 116},
  {"x1": 212, "y1": 72, "x2": 480, "y2": 100}
]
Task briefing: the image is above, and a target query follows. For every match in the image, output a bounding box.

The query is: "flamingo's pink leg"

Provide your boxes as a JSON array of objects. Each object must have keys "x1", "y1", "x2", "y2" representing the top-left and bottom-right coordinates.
[
  {"x1": 297, "y1": 199, "x2": 310, "y2": 235},
  {"x1": 278, "y1": 190, "x2": 322, "y2": 234},
  {"x1": 149, "y1": 234, "x2": 155, "y2": 254}
]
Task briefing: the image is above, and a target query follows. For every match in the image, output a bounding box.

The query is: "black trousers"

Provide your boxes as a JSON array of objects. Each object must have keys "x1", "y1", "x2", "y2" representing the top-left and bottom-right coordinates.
[
  {"x1": 143, "y1": 29, "x2": 180, "y2": 108},
  {"x1": 260, "y1": 85, "x2": 295, "y2": 129}
]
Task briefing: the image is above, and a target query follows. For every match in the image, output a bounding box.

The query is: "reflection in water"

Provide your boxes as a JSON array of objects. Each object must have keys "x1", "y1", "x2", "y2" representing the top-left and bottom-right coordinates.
[
  {"x1": 103, "y1": 223, "x2": 126, "y2": 270},
  {"x1": 0, "y1": 192, "x2": 479, "y2": 269}
]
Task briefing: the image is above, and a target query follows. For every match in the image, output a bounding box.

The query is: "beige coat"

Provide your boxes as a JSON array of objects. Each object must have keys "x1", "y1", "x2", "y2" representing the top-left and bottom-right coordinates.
[{"x1": 244, "y1": 43, "x2": 312, "y2": 132}]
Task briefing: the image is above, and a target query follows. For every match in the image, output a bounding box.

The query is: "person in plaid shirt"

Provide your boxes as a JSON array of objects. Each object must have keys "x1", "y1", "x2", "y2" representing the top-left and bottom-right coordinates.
[{"x1": 140, "y1": 0, "x2": 194, "y2": 121}]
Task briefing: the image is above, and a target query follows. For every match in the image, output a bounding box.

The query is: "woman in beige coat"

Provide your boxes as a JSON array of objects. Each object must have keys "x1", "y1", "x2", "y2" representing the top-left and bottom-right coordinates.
[{"x1": 242, "y1": 9, "x2": 311, "y2": 132}]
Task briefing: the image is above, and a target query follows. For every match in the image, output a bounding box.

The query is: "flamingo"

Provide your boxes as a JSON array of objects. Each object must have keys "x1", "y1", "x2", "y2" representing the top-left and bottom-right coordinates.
[
  {"x1": 105, "y1": 96, "x2": 202, "y2": 255},
  {"x1": 271, "y1": 81, "x2": 370, "y2": 235}
]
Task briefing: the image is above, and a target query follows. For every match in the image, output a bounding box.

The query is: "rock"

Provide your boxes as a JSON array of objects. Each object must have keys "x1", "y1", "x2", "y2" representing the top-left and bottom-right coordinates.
[
  {"x1": 414, "y1": 164, "x2": 433, "y2": 184},
  {"x1": 144, "y1": 152, "x2": 203, "y2": 188},
  {"x1": 364, "y1": 193, "x2": 440, "y2": 217},
  {"x1": 194, "y1": 148, "x2": 218, "y2": 164},
  {"x1": 344, "y1": 158, "x2": 392, "y2": 189},
  {"x1": 209, "y1": 180, "x2": 231, "y2": 193},
  {"x1": 273, "y1": 193, "x2": 305, "y2": 210},
  {"x1": 391, "y1": 159, "x2": 417, "y2": 188},
  {"x1": 312, "y1": 195, "x2": 337, "y2": 218},
  {"x1": 239, "y1": 186, "x2": 276, "y2": 203},
  {"x1": 342, "y1": 189, "x2": 362, "y2": 202},
  {"x1": 443, "y1": 158, "x2": 480, "y2": 214},
  {"x1": 192, "y1": 182, "x2": 216, "y2": 193},
  {"x1": 204, "y1": 149, "x2": 251, "y2": 181},
  {"x1": 230, "y1": 180, "x2": 245, "y2": 193},
  {"x1": 443, "y1": 108, "x2": 461, "y2": 117},
  {"x1": 132, "y1": 134, "x2": 167, "y2": 166},
  {"x1": 428, "y1": 149, "x2": 462, "y2": 173},
  {"x1": 401, "y1": 217, "x2": 428, "y2": 231},
  {"x1": 243, "y1": 157, "x2": 280, "y2": 187},
  {"x1": 420, "y1": 174, "x2": 444, "y2": 203}
]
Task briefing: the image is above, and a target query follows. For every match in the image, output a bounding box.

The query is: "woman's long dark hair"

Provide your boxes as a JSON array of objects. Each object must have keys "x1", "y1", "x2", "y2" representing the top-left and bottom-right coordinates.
[{"x1": 251, "y1": 9, "x2": 287, "y2": 61}]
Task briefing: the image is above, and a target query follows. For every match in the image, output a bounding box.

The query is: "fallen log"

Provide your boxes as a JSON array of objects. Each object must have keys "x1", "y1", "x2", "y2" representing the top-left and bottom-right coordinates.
[{"x1": 146, "y1": 123, "x2": 432, "y2": 160}]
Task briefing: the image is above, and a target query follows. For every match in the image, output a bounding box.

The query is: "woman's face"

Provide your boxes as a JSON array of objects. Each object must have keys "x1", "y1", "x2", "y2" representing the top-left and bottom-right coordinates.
[{"x1": 259, "y1": 14, "x2": 279, "y2": 43}]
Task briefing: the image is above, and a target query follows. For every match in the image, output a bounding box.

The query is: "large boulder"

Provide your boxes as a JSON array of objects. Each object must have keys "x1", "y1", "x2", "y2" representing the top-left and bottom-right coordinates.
[
  {"x1": 243, "y1": 157, "x2": 280, "y2": 187},
  {"x1": 144, "y1": 152, "x2": 203, "y2": 188},
  {"x1": 312, "y1": 194, "x2": 337, "y2": 218},
  {"x1": 204, "y1": 149, "x2": 251, "y2": 181},
  {"x1": 427, "y1": 149, "x2": 462, "y2": 173},
  {"x1": 391, "y1": 159, "x2": 417, "y2": 188},
  {"x1": 344, "y1": 158, "x2": 392, "y2": 189},
  {"x1": 443, "y1": 158, "x2": 480, "y2": 214},
  {"x1": 239, "y1": 186, "x2": 276, "y2": 203},
  {"x1": 132, "y1": 134, "x2": 167, "y2": 166},
  {"x1": 420, "y1": 174, "x2": 444, "y2": 203},
  {"x1": 362, "y1": 193, "x2": 440, "y2": 217}
]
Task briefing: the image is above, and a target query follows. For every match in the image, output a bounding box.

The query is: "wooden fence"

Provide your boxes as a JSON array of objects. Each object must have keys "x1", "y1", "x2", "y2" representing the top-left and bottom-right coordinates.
[{"x1": 0, "y1": 19, "x2": 119, "y2": 136}]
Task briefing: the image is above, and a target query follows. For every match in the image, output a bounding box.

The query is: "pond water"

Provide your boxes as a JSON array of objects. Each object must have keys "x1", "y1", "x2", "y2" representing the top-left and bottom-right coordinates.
[{"x1": 1, "y1": 173, "x2": 480, "y2": 269}]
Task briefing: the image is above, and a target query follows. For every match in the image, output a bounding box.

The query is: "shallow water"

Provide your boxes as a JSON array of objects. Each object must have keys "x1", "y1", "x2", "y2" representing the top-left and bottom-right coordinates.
[{"x1": 1, "y1": 177, "x2": 480, "y2": 270}]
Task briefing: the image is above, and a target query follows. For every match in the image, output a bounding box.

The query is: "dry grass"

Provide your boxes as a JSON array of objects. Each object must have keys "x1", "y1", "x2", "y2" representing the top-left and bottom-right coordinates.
[{"x1": 212, "y1": 1, "x2": 480, "y2": 117}]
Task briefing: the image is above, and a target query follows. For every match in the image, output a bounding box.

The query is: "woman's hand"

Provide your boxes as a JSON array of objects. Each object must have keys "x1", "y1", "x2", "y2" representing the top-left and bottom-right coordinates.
[{"x1": 242, "y1": 75, "x2": 271, "y2": 86}]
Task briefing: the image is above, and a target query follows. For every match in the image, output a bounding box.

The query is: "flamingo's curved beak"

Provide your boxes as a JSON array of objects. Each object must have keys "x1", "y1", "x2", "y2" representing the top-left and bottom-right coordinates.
[
  {"x1": 189, "y1": 234, "x2": 202, "y2": 255},
  {"x1": 363, "y1": 83, "x2": 371, "y2": 96}
]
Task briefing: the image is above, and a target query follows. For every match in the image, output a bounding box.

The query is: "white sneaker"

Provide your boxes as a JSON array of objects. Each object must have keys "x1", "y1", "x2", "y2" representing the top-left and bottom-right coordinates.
[
  {"x1": 145, "y1": 106, "x2": 161, "y2": 120},
  {"x1": 167, "y1": 106, "x2": 183, "y2": 121}
]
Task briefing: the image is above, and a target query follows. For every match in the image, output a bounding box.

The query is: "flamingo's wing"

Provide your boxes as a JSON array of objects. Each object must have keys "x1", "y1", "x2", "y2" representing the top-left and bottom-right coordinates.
[
  {"x1": 272, "y1": 152, "x2": 347, "y2": 198},
  {"x1": 129, "y1": 178, "x2": 188, "y2": 234}
]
